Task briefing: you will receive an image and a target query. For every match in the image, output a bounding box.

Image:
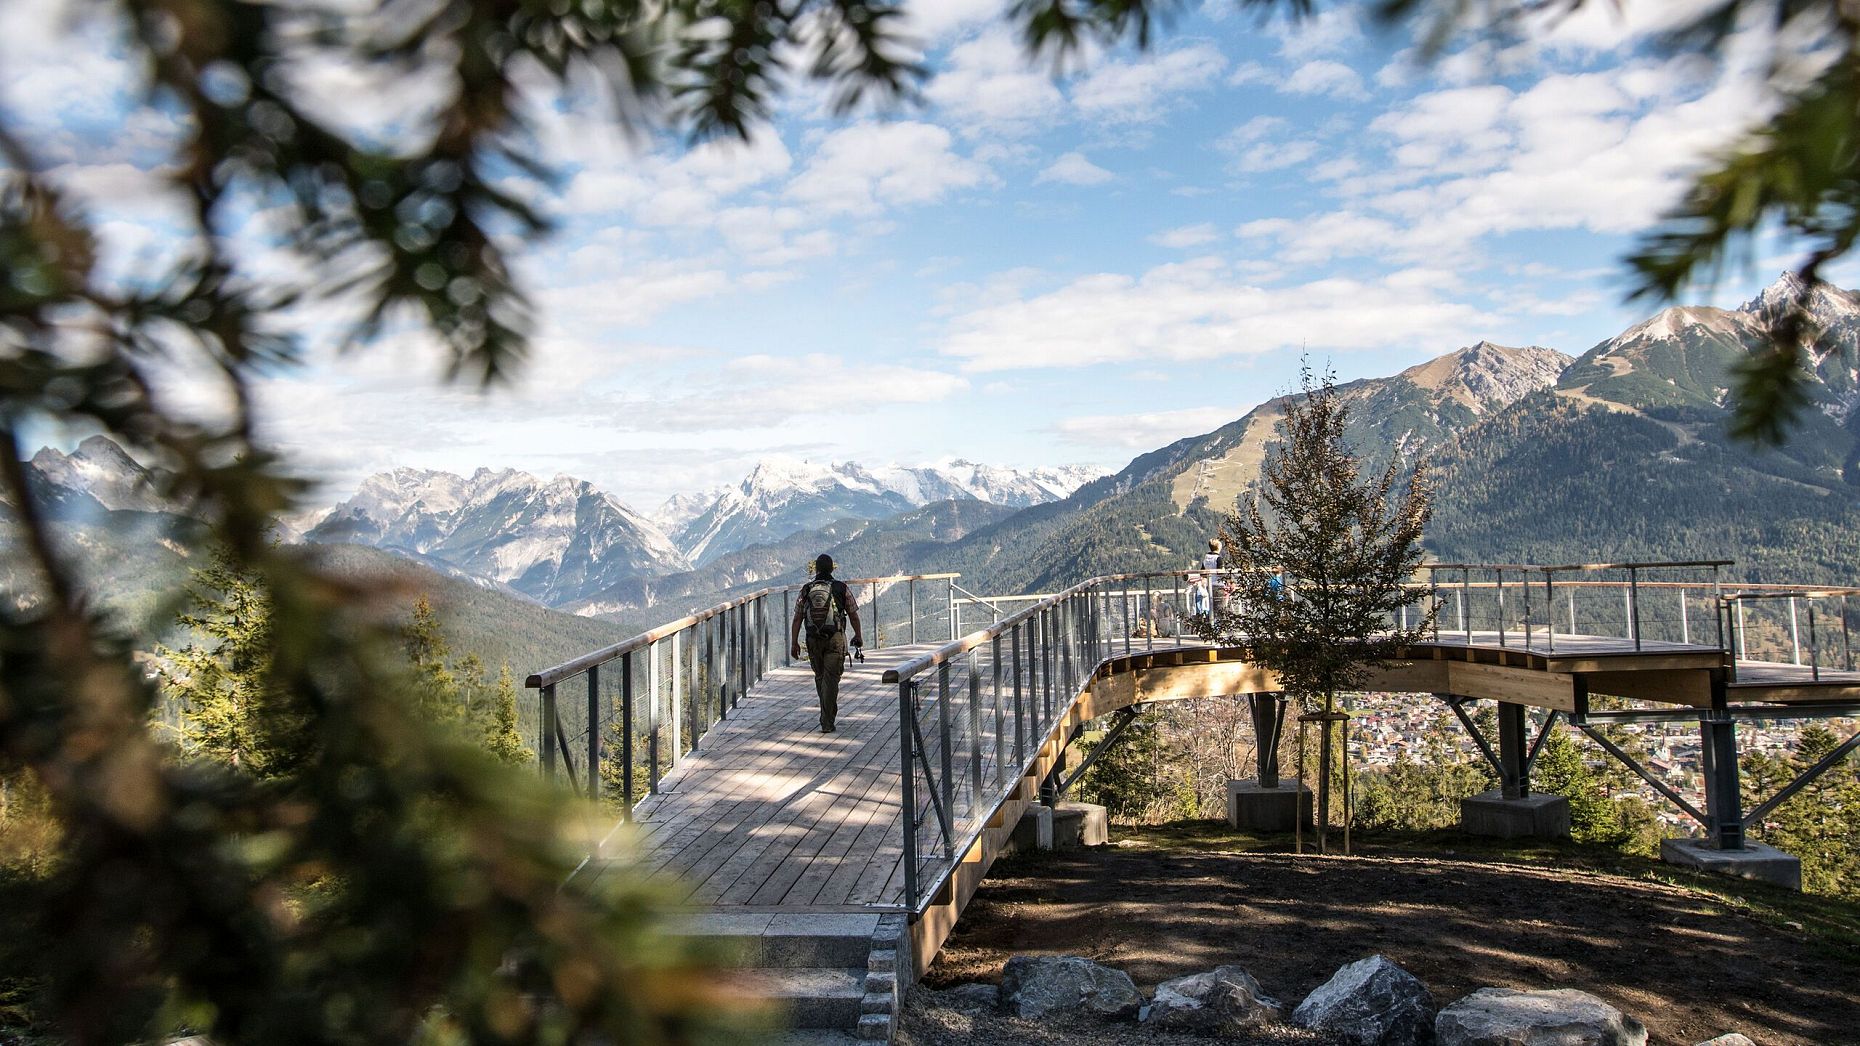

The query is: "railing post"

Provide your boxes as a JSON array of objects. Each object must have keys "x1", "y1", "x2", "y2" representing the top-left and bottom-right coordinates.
[
  {"x1": 1496, "y1": 568, "x2": 1507, "y2": 647},
  {"x1": 1521, "y1": 571, "x2": 1533, "y2": 650},
  {"x1": 937, "y1": 661, "x2": 955, "y2": 850},
  {"x1": 1808, "y1": 598, "x2": 1820, "y2": 680},
  {"x1": 1013, "y1": 622, "x2": 1025, "y2": 765},
  {"x1": 587, "y1": 664, "x2": 601, "y2": 801},
  {"x1": 992, "y1": 632, "x2": 1005, "y2": 786},
  {"x1": 1737, "y1": 598, "x2": 1748, "y2": 660},
  {"x1": 948, "y1": 577, "x2": 958, "y2": 642},
  {"x1": 669, "y1": 631, "x2": 683, "y2": 763},
  {"x1": 1680, "y1": 588, "x2": 1691, "y2": 644},
  {"x1": 898, "y1": 680, "x2": 918, "y2": 907},
  {"x1": 968, "y1": 648, "x2": 983, "y2": 803},
  {"x1": 871, "y1": 581, "x2": 881, "y2": 650},
  {"x1": 1789, "y1": 596, "x2": 1802, "y2": 665},
  {"x1": 539, "y1": 682, "x2": 556, "y2": 777},
  {"x1": 705, "y1": 616, "x2": 719, "y2": 724},
  {"x1": 1122, "y1": 584, "x2": 1132, "y2": 656},
  {"x1": 1712, "y1": 565, "x2": 1724, "y2": 652},
  {"x1": 1629, "y1": 567, "x2": 1642, "y2": 649},
  {"x1": 621, "y1": 652, "x2": 635, "y2": 815},
  {"x1": 1173, "y1": 574, "x2": 1183, "y2": 640},
  {"x1": 647, "y1": 639, "x2": 661, "y2": 794},
  {"x1": 782, "y1": 589, "x2": 792, "y2": 666},
  {"x1": 910, "y1": 578, "x2": 918, "y2": 645},
  {"x1": 1461, "y1": 569, "x2": 1471, "y2": 640},
  {"x1": 1543, "y1": 570, "x2": 1555, "y2": 654},
  {"x1": 1145, "y1": 575, "x2": 1153, "y2": 651}
]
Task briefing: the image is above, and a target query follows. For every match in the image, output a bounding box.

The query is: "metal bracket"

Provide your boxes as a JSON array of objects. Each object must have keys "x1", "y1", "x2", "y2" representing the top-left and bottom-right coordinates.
[
  {"x1": 1571, "y1": 720, "x2": 1707, "y2": 826},
  {"x1": 1522, "y1": 709, "x2": 1561, "y2": 780},
  {"x1": 907, "y1": 689, "x2": 955, "y2": 855},
  {"x1": 1053, "y1": 706, "x2": 1143, "y2": 799},
  {"x1": 1442, "y1": 695, "x2": 1506, "y2": 780}
]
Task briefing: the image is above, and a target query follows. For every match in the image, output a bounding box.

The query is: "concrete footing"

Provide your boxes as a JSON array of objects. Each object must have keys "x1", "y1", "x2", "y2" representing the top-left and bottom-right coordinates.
[
  {"x1": 1661, "y1": 838, "x2": 1802, "y2": 891},
  {"x1": 1005, "y1": 804, "x2": 1053, "y2": 856},
  {"x1": 1052, "y1": 802, "x2": 1108, "y2": 848},
  {"x1": 1226, "y1": 779, "x2": 1313, "y2": 832},
  {"x1": 1005, "y1": 802, "x2": 1109, "y2": 855},
  {"x1": 1459, "y1": 790, "x2": 1571, "y2": 840}
]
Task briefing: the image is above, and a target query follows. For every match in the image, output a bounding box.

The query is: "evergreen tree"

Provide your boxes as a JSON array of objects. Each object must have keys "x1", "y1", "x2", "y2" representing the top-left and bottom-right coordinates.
[
  {"x1": 1204, "y1": 366, "x2": 1434, "y2": 850},
  {"x1": 158, "y1": 548, "x2": 305, "y2": 778},
  {"x1": 1532, "y1": 728, "x2": 1621, "y2": 844},
  {"x1": 403, "y1": 598, "x2": 465, "y2": 724},
  {"x1": 1744, "y1": 726, "x2": 1860, "y2": 896},
  {"x1": 481, "y1": 665, "x2": 533, "y2": 767}
]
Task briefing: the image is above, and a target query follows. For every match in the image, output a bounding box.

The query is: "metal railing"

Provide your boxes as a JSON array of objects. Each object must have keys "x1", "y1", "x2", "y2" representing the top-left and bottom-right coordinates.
[
  {"x1": 524, "y1": 572, "x2": 960, "y2": 812},
  {"x1": 887, "y1": 569, "x2": 1227, "y2": 913},
  {"x1": 1415, "y1": 561, "x2": 1736, "y2": 654},
  {"x1": 1722, "y1": 588, "x2": 1859, "y2": 678}
]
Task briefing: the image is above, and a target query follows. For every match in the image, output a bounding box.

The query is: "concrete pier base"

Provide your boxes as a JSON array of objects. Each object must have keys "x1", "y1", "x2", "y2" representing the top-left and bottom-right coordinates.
[
  {"x1": 1052, "y1": 802, "x2": 1109, "y2": 848},
  {"x1": 1004, "y1": 804, "x2": 1053, "y2": 856},
  {"x1": 1226, "y1": 779, "x2": 1314, "y2": 832},
  {"x1": 1459, "y1": 790, "x2": 1571, "y2": 840},
  {"x1": 1661, "y1": 838, "x2": 1802, "y2": 891}
]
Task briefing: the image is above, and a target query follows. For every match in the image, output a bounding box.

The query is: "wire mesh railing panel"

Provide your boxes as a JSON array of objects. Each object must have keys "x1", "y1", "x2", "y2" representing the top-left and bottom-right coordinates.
[{"x1": 527, "y1": 574, "x2": 961, "y2": 821}]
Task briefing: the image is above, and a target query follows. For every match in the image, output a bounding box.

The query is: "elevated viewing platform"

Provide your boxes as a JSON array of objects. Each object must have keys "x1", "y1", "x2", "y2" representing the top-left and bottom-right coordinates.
[{"x1": 527, "y1": 562, "x2": 1860, "y2": 1038}]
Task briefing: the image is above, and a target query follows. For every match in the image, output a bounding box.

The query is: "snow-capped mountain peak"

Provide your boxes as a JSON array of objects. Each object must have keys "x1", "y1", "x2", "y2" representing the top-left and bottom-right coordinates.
[
  {"x1": 28, "y1": 435, "x2": 171, "y2": 513},
  {"x1": 670, "y1": 457, "x2": 1107, "y2": 566},
  {"x1": 309, "y1": 467, "x2": 688, "y2": 605}
]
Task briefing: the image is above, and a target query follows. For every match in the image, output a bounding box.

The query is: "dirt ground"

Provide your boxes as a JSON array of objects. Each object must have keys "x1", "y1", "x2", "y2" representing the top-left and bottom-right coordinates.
[{"x1": 910, "y1": 825, "x2": 1860, "y2": 1046}]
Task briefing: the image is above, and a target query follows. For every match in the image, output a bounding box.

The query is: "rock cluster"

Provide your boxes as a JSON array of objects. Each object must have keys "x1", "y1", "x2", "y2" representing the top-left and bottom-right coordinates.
[{"x1": 945, "y1": 952, "x2": 1691, "y2": 1045}]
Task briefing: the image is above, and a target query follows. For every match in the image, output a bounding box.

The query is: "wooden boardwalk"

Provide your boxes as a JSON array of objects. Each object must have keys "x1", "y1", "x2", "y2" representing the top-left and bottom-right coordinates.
[
  {"x1": 581, "y1": 628, "x2": 1860, "y2": 922},
  {"x1": 609, "y1": 644, "x2": 941, "y2": 911}
]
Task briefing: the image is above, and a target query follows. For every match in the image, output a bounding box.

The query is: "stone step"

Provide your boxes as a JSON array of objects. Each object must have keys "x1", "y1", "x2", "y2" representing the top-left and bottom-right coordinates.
[
  {"x1": 672, "y1": 911, "x2": 881, "y2": 969},
  {"x1": 735, "y1": 966, "x2": 868, "y2": 1029}
]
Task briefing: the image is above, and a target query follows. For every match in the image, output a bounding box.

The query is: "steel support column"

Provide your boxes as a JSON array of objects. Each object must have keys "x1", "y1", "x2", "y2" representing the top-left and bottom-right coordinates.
[{"x1": 1498, "y1": 701, "x2": 1529, "y2": 799}]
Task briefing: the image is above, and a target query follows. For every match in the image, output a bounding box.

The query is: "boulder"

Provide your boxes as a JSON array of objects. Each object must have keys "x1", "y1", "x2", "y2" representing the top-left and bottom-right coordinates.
[
  {"x1": 1436, "y1": 988, "x2": 1648, "y2": 1046},
  {"x1": 1293, "y1": 954, "x2": 1436, "y2": 1045},
  {"x1": 999, "y1": 955, "x2": 1142, "y2": 1021},
  {"x1": 1695, "y1": 1037, "x2": 1757, "y2": 1046},
  {"x1": 1145, "y1": 965, "x2": 1282, "y2": 1035}
]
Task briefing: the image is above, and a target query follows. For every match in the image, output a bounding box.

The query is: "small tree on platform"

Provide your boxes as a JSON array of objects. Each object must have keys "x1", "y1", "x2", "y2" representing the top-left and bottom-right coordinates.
[{"x1": 1198, "y1": 365, "x2": 1435, "y2": 852}]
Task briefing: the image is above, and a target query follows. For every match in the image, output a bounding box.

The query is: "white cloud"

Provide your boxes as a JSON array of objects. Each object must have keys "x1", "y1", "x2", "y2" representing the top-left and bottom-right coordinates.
[
  {"x1": 1271, "y1": 8, "x2": 1365, "y2": 61},
  {"x1": 925, "y1": 29, "x2": 1066, "y2": 136},
  {"x1": 787, "y1": 121, "x2": 993, "y2": 215},
  {"x1": 1073, "y1": 43, "x2": 1228, "y2": 124},
  {"x1": 898, "y1": 0, "x2": 1010, "y2": 46},
  {"x1": 1037, "y1": 152, "x2": 1115, "y2": 186},
  {"x1": 1150, "y1": 223, "x2": 1220, "y2": 248},
  {"x1": 1231, "y1": 138, "x2": 1319, "y2": 174},
  {"x1": 939, "y1": 259, "x2": 1494, "y2": 372},
  {"x1": 1055, "y1": 406, "x2": 1238, "y2": 449},
  {"x1": 1284, "y1": 59, "x2": 1369, "y2": 100}
]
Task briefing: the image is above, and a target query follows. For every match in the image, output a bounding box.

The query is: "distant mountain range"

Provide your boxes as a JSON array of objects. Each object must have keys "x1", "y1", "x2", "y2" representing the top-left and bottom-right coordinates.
[
  {"x1": 660, "y1": 458, "x2": 1104, "y2": 566},
  {"x1": 305, "y1": 468, "x2": 690, "y2": 605},
  {"x1": 17, "y1": 272, "x2": 1859, "y2": 653}
]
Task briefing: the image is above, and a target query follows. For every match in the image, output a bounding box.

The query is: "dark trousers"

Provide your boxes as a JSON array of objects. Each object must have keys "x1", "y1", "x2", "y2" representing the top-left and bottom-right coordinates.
[{"x1": 805, "y1": 632, "x2": 846, "y2": 728}]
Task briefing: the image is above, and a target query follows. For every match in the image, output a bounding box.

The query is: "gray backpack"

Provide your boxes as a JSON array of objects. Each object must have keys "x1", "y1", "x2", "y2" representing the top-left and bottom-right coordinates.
[{"x1": 802, "y1": 579, "x2": 847, "y2": 640}]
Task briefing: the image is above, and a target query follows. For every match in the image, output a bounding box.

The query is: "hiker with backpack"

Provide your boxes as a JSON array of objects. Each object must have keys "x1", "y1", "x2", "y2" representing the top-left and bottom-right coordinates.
[{"x1": 789, "y1": 554, "x2": 864, "y2": 733}]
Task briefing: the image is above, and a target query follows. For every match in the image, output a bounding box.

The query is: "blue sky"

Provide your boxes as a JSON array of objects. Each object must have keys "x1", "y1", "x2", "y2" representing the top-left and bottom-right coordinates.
[{"x1": 4, "y1": 0, "x2": 1839, "y2": 512}]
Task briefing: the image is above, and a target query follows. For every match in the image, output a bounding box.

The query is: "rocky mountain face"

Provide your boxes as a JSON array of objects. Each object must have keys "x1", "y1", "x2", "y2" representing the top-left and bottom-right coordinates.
[
  {"x1": 664, "y1": 458, "x2": 1104, "y2": 566},
  {"x1": 1425, "y1": 274, "x2": 1860, "y2": 577},
  {"x1": 25, "y1": 435, "x2": 175, "y2": 518},
  {"x1": 308, "y1": 468, "x2": 690, "y2": 605}
]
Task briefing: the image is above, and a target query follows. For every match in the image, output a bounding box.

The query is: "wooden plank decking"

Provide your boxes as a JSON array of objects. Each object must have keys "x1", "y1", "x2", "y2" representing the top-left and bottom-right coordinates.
[{"x1": 608, "y1": 644, "x2": 940, "y2": 911}]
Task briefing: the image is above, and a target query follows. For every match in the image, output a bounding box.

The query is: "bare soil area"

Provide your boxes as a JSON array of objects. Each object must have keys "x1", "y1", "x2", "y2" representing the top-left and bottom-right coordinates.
[{"x1": 909, "y1": 823, "x2": 1860, "y2": 1046}]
